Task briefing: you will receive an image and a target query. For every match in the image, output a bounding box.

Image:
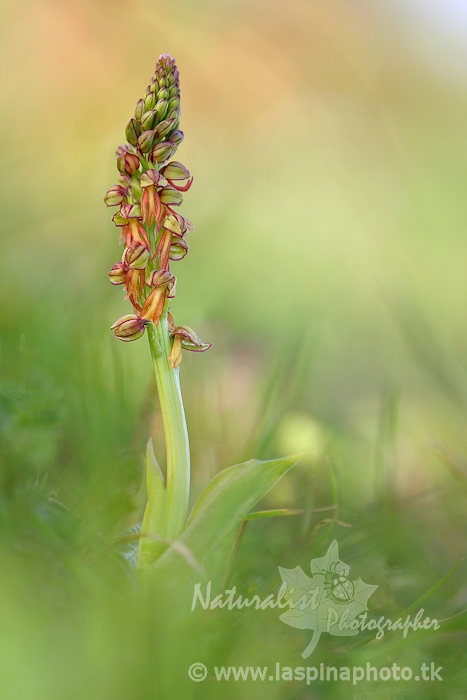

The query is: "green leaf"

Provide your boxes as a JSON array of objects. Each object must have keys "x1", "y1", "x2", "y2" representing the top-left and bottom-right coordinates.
[
  {"x1": 137, "y1": 438, "x2": 168, "y2": 568},
  {"x1": 401, "y1": 557, "x2": 465, "y2": 616},
  {"x1": 243, "y1": 509, "x2": 304, "y2": 520},
  {"x1": 152, "y1": 454, "x2": 300, "y2": 576}
]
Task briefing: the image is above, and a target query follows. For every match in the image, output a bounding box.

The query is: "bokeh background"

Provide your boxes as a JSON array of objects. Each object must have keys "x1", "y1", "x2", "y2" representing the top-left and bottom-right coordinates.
[{"x1": 0, "y1": 0, "x2": 466, "y2": 697}]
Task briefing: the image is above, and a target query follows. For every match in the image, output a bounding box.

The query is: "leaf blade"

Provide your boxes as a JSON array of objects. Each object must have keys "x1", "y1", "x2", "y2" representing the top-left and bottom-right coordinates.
[{"x1": 153, "y1": 454, "x2": 300, "y2": 576}]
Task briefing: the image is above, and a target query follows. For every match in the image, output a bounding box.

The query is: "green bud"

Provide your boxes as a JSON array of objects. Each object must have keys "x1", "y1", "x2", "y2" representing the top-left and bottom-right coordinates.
[
  {"x1": 125, "y1": 119, "x2": 141, "y2": 147},
  {"x1": 168, "y1": 96, "x2": 180, "y2": 112},
  {"x1": 141, "y1": 110, "x2": 158, "y2": 131},
  {"x1": 166, "y1": 110, "x2": 180, "y2": 126},
  {"x1": 154, "y1": 117, "x2": 176, "y2": 139},
  {"x1": 158, "y1": 88, "x2": 168, "y2": 100},
  {"x1": 135, "y1": 99, "x2": 145, "y2": 120},
  {"x1": 168, "y1": 129, "x2": 184, "y2": 145},
  {"x1": 159, "y1": 187, "x2": 183, "y2": 206},
  {"x1": 137, "y1": 130, "x2": 156, "y2": 154},
  {"x1": 144, "y1": 93, "x2": 156, "y2": 111},
  {"x1": 123, "y1": 244, "x2": 150, "y2": 270},
  {"x1": 154, "y1": 98, "x2": 168, "y2": 120},
  {"x1": 150, "y1": 141, "x2": 176, "y2": 164},
  {"x1": 168, "y1": 85, "x2": 178, "y2": 98}
]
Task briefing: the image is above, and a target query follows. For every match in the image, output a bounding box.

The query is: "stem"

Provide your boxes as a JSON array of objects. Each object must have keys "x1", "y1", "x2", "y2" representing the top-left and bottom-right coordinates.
[{"x1": 147, "y1": 312, "x2": 190, "y2": 540}]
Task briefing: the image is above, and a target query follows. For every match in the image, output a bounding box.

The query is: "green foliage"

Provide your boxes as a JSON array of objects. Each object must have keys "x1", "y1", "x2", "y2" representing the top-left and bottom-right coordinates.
[{"x1": 152, "y1": 455, "x2": 300, "y2": 578}]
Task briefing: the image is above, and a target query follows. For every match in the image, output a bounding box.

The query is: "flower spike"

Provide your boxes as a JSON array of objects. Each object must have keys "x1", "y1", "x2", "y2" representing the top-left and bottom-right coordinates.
[{"x1": 105, "y1": 53, "x2": 210, "y2": 358}]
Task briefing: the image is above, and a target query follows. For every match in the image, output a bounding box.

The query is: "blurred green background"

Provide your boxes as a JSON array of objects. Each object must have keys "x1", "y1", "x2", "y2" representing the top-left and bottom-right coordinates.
[{"x1": 0, "y1": 0, "x2": 466, "y2": 697}]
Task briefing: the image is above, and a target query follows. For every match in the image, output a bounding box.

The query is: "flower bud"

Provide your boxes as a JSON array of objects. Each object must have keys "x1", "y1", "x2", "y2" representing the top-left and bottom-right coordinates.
[
  {"x1": 108, "y1": 262, "x2": 127, "y2": 285},
  {"x1": 117, "y1": 152, "x2": 140, "y2": 176},
  {"x1": 141, "y1": 110, "x2": 158, "y2": 131},
  {"x1": 125, "y1": 119, "x2": 141, "y2": 147},
  {"x1": 168, "y1": 129, "x2": 184, "y2": 145},
  {"x1": 104, "y1": 185, "x2": 128, "y2": 207},
  {"x1": 159, "y1": 186, "x2": 183, "y2": 206},
  {"x1": 134, "y1": 98, "x2": 145, "y2": 120},
  {"x1": 168, "y1": 96, "x2": 180, "y2": 112},
  {"x1": 154, "y1": 117, "x2": 176, "y2": 139},
  {"x1": 150, "y1": 141, "x2": 176, "y2": 164},
  {"x1": 138, "y1": 130, "x2": 156, "y2": 153},
  {"x1": 170, "y1": 237, "x2": 189, "y2": 261},
  {"x1": 111, "y1": 314, "x2": 147, "y2": 342},
  {"x1": 154, "y1": 98, "x2": 168, "y2": 120},
  {"x1": 166, "y1": 110, "x2": 180, "y2": 126},
  {"x1": 123, "y1": 244, "x2": 150, "y2": 270},
  {"x1": 144, "y1": 92, "x2": 156, "y2": 111}
]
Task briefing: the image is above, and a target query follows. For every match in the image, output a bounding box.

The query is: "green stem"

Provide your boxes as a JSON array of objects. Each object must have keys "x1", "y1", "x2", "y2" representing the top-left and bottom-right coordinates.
[{"x1": 147, "y1": 312, "x2": 190, "y2": 540}]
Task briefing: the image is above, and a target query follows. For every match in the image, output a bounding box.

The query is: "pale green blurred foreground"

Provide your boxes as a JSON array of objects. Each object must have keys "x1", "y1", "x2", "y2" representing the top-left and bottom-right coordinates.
[{"x1": 0, "y1": 0, "x2": 466, "y2": 698}]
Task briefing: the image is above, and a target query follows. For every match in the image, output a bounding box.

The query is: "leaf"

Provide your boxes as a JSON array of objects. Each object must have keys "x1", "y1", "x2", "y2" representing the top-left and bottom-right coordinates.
[
  {"x1": 401, "y1": 557, "x2": 464, "y2": 616},
  {"x1": 136, "y1": 438, "x2": 168, "y2": 568},
  {"x1": 152, "y1": 454, "x2": 300, "y2": 577},
  {"x1": 243, "y1": 509, "x2": 304, "y2": 520}
]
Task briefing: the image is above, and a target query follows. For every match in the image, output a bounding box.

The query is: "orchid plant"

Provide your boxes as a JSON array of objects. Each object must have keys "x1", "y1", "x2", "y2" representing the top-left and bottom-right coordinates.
[{"x1": 105, "y1": 55, "x2": 299, "y2": 576}]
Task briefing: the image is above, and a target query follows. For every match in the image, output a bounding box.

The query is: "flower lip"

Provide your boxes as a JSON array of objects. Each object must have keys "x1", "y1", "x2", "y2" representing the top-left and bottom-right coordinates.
[{"x1": 171, "y1": 325, "x2": 212, "y2": 352}]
